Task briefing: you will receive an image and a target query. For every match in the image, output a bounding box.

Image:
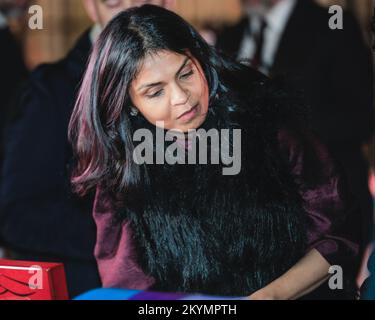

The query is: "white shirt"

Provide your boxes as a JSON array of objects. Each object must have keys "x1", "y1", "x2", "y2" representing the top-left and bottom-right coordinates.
[
  {"x1": 237, "y1": 0, "x2": 297, "y2": 74},
  {"x1": 0, "y1": 11, "x2": 8, "y2": 29}
]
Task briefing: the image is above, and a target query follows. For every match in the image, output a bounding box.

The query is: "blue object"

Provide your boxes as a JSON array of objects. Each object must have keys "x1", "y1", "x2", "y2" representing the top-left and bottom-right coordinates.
[{"x1": 75, "y1": 288, "x2": 141, "y2": 300}]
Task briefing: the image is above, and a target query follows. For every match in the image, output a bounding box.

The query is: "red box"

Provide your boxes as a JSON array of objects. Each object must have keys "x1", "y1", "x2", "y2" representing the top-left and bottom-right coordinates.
[{"x1": 0, "y1": 259, "x2": 69, "y2": 300}]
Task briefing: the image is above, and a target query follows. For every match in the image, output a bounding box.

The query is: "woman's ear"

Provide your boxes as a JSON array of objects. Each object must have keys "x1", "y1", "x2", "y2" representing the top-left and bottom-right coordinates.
[{"x1": 82, "y1": 0, "x2": 100, "y2": 24}]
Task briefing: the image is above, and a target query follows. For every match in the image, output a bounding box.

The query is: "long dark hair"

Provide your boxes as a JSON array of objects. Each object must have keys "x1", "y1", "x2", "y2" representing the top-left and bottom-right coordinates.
[
  {"x1": 69, "y1": 4, "x2": 307, "y2": 198},
  {"x1": 69, "y1": 4, "x2": 247, "y2": 197}
]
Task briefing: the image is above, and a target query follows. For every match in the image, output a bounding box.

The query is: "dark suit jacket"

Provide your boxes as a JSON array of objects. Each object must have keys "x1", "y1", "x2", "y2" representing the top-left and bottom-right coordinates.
[
  {"x1": 0, "y1": 30, "x2": 101, "y2": 297},
  {"x1": 0, "y1": 27, "x2": 27, "y2": 165},
  {"x1": 217, "y1": 0, "x2": 375, "y2": 247},
  {"x1": 217, "y1": 0, "x2": 374, "y2": 144}
]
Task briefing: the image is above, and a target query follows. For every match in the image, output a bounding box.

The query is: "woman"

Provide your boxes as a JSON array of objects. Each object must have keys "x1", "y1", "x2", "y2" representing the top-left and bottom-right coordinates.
[{"x1": 69, "y1": 5, "x2": 360, "y2": 299}]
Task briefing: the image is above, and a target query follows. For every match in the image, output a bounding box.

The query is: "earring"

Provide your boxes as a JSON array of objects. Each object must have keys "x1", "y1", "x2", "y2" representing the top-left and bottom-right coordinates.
[{"x1": 130, "y1": 106, "x2": 139, "y2": 117}]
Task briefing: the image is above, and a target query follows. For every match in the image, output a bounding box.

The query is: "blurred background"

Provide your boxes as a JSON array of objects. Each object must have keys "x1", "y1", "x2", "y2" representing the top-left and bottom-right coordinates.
[{"x1": 5, "y1": 0, "x2": 374, "y2": 68}]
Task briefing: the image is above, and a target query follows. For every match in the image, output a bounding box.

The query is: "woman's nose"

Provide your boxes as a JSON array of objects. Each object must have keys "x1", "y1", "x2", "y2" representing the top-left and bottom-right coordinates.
[{"x1": 170, "y1": 83, "x2": 190, "y2": 106}]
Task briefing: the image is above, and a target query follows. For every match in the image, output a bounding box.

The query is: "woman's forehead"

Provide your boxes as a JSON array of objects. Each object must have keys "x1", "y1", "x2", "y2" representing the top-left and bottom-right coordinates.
[
  {"x1": 132, "y1": 51, "x2": 191, "y2": 89},
  {"x1": 140, "y1": 51, "x2": 188, "y2": 75}
]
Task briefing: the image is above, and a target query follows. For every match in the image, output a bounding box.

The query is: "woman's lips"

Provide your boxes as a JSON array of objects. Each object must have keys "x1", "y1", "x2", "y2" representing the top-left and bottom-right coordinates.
[{"x1": 177, "y1": 104, "x2": 199, "y2": 122}]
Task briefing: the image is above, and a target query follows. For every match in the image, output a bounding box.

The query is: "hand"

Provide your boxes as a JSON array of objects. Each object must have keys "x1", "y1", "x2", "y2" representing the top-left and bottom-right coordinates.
[{"x1": 247, "y1": 289, "x2": 276, "y2": 300}]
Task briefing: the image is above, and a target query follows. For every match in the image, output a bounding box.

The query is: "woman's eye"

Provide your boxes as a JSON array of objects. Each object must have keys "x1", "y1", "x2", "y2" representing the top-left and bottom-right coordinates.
[
  {"x1": 180, "y1": 70, "x2": 194, "y2": 80},
  {"x1": 147, "y1": 89, "x2": 163, "y2": 99}
]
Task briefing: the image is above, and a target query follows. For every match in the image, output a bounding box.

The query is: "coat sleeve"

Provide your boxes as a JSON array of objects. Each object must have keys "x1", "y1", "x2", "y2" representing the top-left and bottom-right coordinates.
[
  {"x1": 278, "y1": 128, "x2": 360, "y2": 271},
  {"x1": 92, "y1": 186, "x2": 156, "y2": 290}
]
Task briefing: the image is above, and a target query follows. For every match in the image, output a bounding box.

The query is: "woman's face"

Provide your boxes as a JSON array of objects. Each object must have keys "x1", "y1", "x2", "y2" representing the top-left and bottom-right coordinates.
[{"x1": 129, "y1": 50, "x2": 209, "y2": 133}]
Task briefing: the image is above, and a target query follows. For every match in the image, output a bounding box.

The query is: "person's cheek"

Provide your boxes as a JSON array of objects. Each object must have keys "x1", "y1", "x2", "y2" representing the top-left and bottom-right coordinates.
[
  {"x1": 144, "y1": 100, "x2": 172, "y2": 127},
  {"x1": 195, "y1": 73, "x2": 207, "y2": 106},
  {"x1": 200, "y1": 82, "x2": 209, "y2": 115}
]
